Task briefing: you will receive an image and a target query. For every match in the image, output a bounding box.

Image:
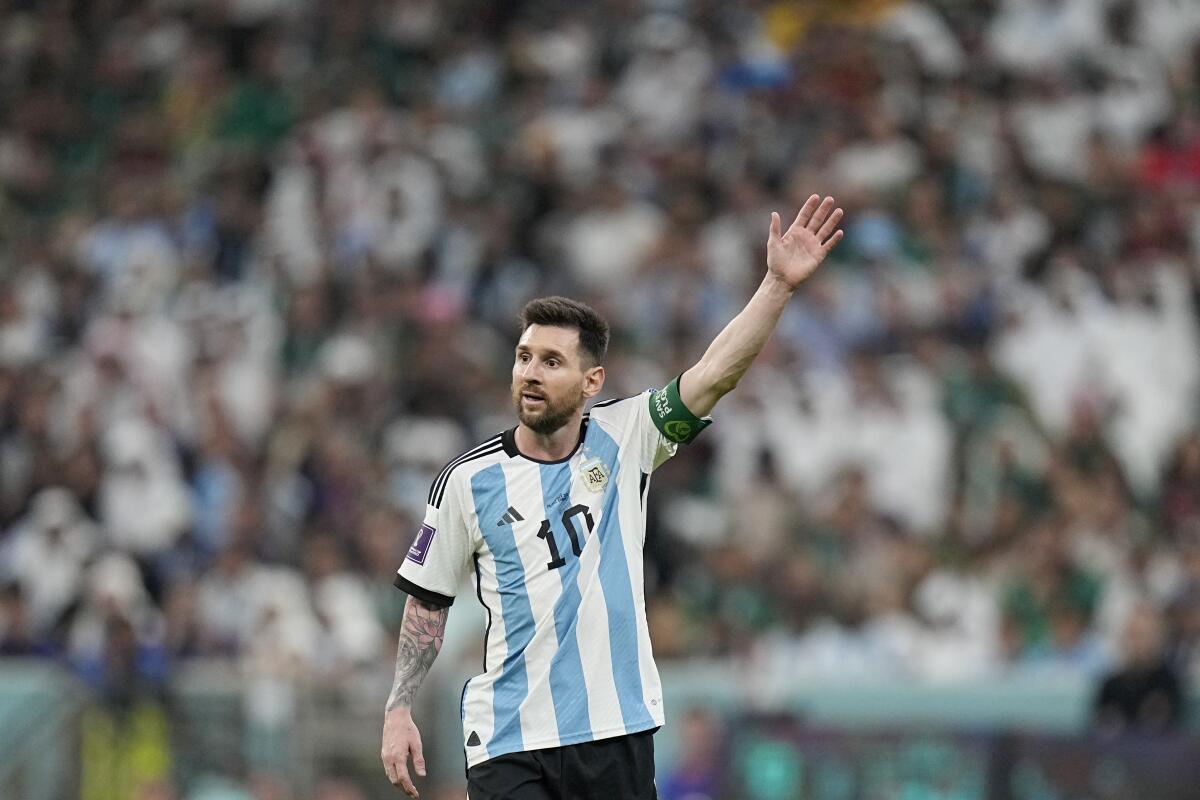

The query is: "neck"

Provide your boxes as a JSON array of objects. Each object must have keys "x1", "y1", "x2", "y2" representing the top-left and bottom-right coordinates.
[{"x1": 514, "y1": 411, "x2": 585, "y2": 461}]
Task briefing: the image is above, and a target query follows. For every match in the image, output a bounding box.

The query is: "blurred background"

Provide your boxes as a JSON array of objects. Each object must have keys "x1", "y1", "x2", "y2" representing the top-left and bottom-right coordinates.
[{"x1": 2, "y1": 0, "x2": 1200, "y2": 798}]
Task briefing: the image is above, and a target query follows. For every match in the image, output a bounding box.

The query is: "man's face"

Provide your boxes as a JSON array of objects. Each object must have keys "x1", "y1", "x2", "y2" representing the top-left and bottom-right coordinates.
[{"x1": 511, "y1": 325, "x2": 602, "y2": 435}]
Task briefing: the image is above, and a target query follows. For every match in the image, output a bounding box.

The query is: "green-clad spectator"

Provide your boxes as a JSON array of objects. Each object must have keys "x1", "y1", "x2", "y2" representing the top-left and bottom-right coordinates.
[
  {"x1": 1002, "y1": 517, "x2": 1102, "y2": 658},
  {"x1": 219, "y1": 34, "x2": 293, "y2": 150}
]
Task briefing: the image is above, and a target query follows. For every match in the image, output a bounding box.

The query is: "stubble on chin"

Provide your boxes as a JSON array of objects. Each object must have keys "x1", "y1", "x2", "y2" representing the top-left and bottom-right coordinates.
[
  {"x1": 513, "y1": 389, "x2": 581, "y2": 436},
  {"x1": 516, "y1": 404, "x2": 572, "y2": 435}
]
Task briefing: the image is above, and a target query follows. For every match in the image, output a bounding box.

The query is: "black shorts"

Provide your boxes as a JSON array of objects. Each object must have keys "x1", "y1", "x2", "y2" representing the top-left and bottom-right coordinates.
[{"x1": 466, "y1": 728, "x2": 658, "y2": 800}]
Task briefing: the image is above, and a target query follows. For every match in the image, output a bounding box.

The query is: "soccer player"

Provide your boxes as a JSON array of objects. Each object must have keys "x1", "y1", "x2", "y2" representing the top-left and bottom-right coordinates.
[{"x1": 381, "y1": 195, "x2": 844, "y2": 798}]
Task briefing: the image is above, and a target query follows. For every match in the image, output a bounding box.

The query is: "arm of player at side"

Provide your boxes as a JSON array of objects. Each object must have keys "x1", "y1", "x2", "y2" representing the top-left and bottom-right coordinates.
[
  {"x1": 383, "y1": 471, "x2": 473, "y2": 797},
  {"x1": 679, "y1": 195, "x2": 844, "y2": 417},
  {"x1": 381, "y1": 595, "x2": 449, "y2": 798}
]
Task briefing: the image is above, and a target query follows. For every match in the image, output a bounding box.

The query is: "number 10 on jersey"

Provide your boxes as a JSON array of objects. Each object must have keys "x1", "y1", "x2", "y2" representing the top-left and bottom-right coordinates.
[{"x1": 535, "y1": 504, "x2": 595, "y2": 570}]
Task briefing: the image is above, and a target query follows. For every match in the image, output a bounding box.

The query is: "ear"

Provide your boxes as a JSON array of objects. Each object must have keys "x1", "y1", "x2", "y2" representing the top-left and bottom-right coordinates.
[{"x1": 582, "y1": 365, "x2": 605, "y2": 399}]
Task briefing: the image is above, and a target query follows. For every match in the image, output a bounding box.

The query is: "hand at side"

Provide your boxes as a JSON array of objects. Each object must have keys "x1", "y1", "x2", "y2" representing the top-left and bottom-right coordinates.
[{"x1": 381, "y1": 597, "x2": 448, "y2": 797}]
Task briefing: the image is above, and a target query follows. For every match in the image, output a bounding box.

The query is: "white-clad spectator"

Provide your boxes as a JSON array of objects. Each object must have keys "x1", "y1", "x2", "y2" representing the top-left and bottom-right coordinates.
[
  {"x1": 830, "y1": 109, "x2": 923, "y2": 193},
  {"x1": 317, "y1": 331, "x2": 377, "y2": 388},
  {"x1": 617, "y1": 14, "x2": 713, "y2": 143},
  {"x1": 992, "y1": 265, "x2": 1106, "y2": 437},
  {"x1": 1135, "y1": 0, "x2": 1200, "y2": 63},
  {"x1": 208, "y1": 290, "x2": 281, "y2": 447},
  {"x1": 562, "y1": 180, "x2": 664, "y2": 294},
  {"x1": 261, "y1": 149, "x2": 325, "y2": 284},
  {"x1": 363, "y1": 151, "x2": 443, "y2": 275},
  {"x1": 304, "y1": 534, "x2": 384, "y2": 670},
  {"x1": 926, "y1": 86, "x2": 1007, "y2": 181},
  {"x1": 240, "y1": 567, "x2": 322, "y2": 737},
  {"x1": 516, "y1": 17, "x2": 596, "y2": 86},
  {"x1": 524, "y1": 88, "x2": 625, "y2": 188},
  {"x1": 175, "y1": 281, "x2": 283, "y2": 447},
  {"x1": 295, "y1": 87, "x2": 443, "y2": 274},
  {"x1": 195, "y1": 543, "x2": 269, "y2": 654},
  {"x1": 881, "y1": 2, "x2": 966, "y2": 79},
  {"x1": 767, "y1": 353, "x2": 952, "y2": 534},
  {"x1": 76, "y1": 181, "x2": 182, "y2": 308},
  {"x1": 246, "y1": 567, "x2": 320, "y2": 665},
  {"x1": 912, "y1": 569, "x2": 1004, "y2": 681},
  {"x1": 1084, "y1": 264, "x2": 1200, "y2": 490},
  {"x1": 1091, "y1": 1, "x2": 1173, "y2": 146},
  {"x1": 384, "y1": 415, "x2": 468, "y2": 520},
  {"x1": 425, "y1": 116, "x2": 489, "y2": 197},
  {"x1": 98, "y1": 416, "x2": 190, "y2": 557},
  {"x1": 759, "y1": 610, "x2": 912, "y2": 686},
  {"x1": 986, "y1": 0, "x2": 1107, "y2": 75},
  {"x1": 197, "y1": 547, "x2": 319, "y2": 662},
  {"x1": 1010, "y1": 76, "x2": 1096, "y2": 182},
  {"x1": 67, "y1": 552, "x2": 162, "y2": 660},
  {"x1": 966, "y1": 185, "x2": 1053, "y2": 290},
  {"x1": 77, "y1": 305, "x2": 194, "y2": 439},
  {"x1": 996, "y1": 260, "x2": 1200, "y2": 490},
  {"x1": 1, "y1": 487, "x2": 100, "y2": 635},
  {"x1": 0, "y1": 275, "x2": 50, "y2": 367}
]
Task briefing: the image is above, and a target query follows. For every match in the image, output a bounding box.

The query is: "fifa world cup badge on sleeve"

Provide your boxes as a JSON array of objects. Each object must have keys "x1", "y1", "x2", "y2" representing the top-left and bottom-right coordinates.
[
  {"x1": 407, "y1": 523, "x2": 436, "y2": 565},
  {"x1": 580, "y1": 458, "x2": 610, "y2": 492}
]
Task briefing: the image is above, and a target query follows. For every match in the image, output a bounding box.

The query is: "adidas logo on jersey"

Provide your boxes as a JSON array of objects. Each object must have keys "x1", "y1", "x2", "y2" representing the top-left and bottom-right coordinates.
[{"x1": 496, "y1": 506, "x2": 524, "y2": 526}]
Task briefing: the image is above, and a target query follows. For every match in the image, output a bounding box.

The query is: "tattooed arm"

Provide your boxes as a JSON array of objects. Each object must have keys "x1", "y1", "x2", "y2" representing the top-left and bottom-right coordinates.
[
  {"x1": 381, "y1": 596, "x2": 449, "y2": 798},
  {"x1": 386, "y1": 597, "x2": 448, "y2": 710}
]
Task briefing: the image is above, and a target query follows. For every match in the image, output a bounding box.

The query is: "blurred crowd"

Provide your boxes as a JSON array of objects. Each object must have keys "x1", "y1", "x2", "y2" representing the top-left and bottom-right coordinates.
[{"x1": 2, "y1": 0, "x2": 1200, "y2": 778}]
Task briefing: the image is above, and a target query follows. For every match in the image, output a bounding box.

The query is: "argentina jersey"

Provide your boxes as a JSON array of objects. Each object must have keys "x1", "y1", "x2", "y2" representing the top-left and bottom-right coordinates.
[{"x1": 394, "y1": 391, "x2": 681, "y2": 767}]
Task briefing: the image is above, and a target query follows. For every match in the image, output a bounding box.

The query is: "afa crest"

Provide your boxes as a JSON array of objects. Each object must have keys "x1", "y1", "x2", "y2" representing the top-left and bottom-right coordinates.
[{"x1": 580, "y1": 459, "x2": 610, "y2": 493}]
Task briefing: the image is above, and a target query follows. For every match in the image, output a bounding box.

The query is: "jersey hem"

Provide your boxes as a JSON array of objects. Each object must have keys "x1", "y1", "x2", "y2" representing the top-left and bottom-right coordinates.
[{"x1": 464, "y1": 718, "x2": 665, "y2": 769}]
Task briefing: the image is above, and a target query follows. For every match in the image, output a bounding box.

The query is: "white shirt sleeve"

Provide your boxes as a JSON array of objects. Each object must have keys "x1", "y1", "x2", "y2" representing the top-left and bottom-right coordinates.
[{"x1": 395, "y1": 472, "x2": 474, "y2": 606}]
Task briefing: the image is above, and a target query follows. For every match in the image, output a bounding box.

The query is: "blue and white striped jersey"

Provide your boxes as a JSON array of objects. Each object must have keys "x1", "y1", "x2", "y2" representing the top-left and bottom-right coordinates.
[{"x1": 395, "y1": 392, "x2": 678, "y2": 767}]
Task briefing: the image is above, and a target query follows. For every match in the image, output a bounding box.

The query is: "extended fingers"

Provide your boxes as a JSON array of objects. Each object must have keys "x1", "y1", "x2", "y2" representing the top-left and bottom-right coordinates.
[
  {"x1": 791, "y1": 194, "x2": 821, "y2": 230},
  {"x1": 823, "y1": 228, "x2": 845, "y2": 252},
  {"x1": 816, "y1": 206, "x2": 843, "y2": 242},
  {"x1": 805, "y1": 196, "x2": 836, "y2": 233},
  {"x1": 780, "y1": 195, "x2": 845, "y2": 247}
]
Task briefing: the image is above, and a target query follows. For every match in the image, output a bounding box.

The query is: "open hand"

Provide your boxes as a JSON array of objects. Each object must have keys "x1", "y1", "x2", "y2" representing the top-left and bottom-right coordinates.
[{"x1": 767, "y1": 194, "x2": 844, "y2": 290}]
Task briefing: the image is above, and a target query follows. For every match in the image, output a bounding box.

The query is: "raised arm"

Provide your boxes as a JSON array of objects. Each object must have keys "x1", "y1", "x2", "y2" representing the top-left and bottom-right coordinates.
[
  {"x1": 381, "y1": 596, "x2": 449, "y2": 798},
  {"x1": 679, "y1": 194, "x2": 843, "y2": 417}
]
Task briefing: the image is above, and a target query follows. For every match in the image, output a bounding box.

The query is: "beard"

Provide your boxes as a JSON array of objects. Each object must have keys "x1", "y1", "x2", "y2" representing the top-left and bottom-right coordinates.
[{"x1": 512, "y1": 382, "x2": 583, "y2": 435}]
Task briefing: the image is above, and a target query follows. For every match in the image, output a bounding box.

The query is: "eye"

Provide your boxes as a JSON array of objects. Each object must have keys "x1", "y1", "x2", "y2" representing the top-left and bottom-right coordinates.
[
  {"x1": 546, "y1": 359, "x2": 559, "y2": 368},
  {"x1": 518, "y1": 352, "x2": 530, "y2": 363}
]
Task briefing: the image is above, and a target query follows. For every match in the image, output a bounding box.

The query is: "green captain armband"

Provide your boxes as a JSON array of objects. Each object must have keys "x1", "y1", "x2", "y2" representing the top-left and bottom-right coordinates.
[{"x1": 649, "y1": 376, "x2": 713, "y2": 445}]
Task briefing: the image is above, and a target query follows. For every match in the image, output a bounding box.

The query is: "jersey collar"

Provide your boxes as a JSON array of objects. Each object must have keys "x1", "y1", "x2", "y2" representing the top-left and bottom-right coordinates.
[{"x1": 502, "y1": 418, "x2": 589, "y2": 464}]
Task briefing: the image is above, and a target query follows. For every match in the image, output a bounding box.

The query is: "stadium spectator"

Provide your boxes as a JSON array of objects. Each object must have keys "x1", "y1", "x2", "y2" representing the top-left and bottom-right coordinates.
[
  {"x1": 0, "y1": 581, "x2": 54, "y2": 657},
  {"x1": 1094, "y1": 602, "x2": 1186, "y2": 732},
  {"x1": 660, "y1": 708, "x2": 724, "y2": 800}
]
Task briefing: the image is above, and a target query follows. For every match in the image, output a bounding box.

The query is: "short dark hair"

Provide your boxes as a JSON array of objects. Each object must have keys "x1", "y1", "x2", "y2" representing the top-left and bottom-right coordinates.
[{"x1": 519, "y1": 296, "x2": 609, "y2": 366}]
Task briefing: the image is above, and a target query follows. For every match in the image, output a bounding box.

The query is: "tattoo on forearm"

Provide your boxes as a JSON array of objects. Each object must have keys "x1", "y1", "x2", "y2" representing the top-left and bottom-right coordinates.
[{"x1": 386, "y1": 598, "x2": 448, "y2": 711}]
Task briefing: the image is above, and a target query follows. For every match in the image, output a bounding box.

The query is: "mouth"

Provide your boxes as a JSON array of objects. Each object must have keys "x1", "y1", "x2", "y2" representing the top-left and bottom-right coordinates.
[{"x1": 520, "y1": 390, "x2": 546, "y2": 407}]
